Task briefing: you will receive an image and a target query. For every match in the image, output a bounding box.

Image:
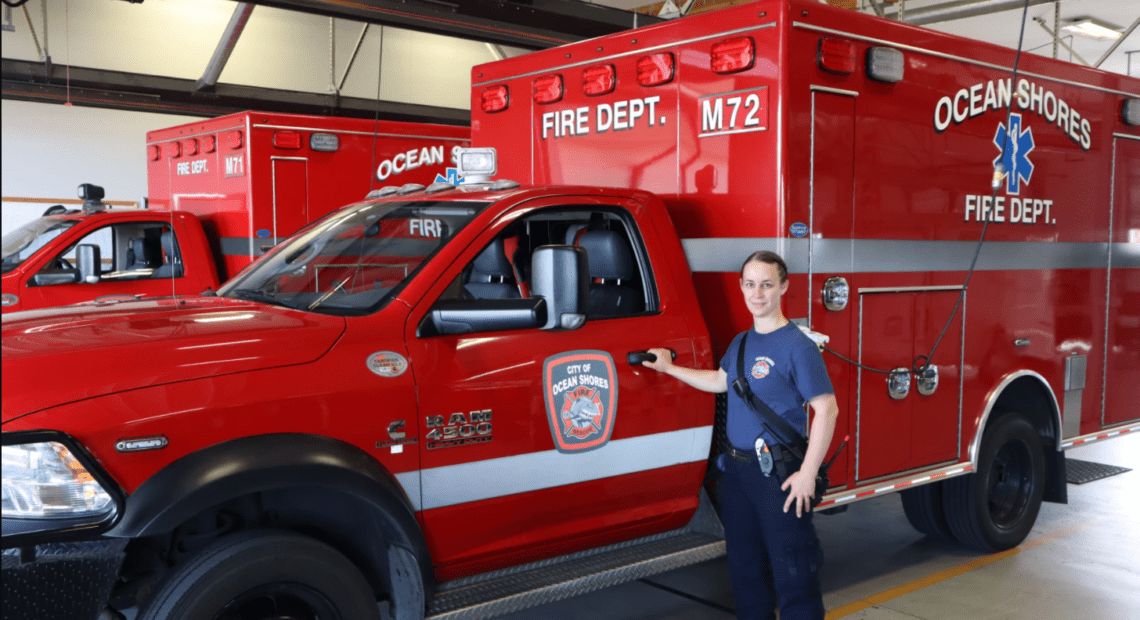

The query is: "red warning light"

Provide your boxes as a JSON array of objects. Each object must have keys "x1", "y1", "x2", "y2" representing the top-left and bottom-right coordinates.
[{"x1": 637, "y1": 53, "x2": 674, "y2": 87}]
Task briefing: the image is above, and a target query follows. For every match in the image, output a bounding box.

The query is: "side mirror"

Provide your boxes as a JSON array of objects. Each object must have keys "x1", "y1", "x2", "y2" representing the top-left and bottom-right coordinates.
[
  {"x1": 76, "y1": 244, "x2": 102, "y2": 284},
  {"x1": 426, "y1": 298, "x2": 547, "y2": 336},
  {"x1": 531, "y1": 245, "x2": 588, "y2": 330}
]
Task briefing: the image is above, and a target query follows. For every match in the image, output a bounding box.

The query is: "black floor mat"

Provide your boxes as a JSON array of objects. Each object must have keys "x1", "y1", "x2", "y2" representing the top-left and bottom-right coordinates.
[{"x1": 1066, "y1": 458, "x2": 1132, "y2": 484}]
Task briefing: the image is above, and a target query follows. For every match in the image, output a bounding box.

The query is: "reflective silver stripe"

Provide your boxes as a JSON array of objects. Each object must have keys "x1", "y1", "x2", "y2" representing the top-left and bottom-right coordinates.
[
  {"x1": 682, "y1": 238, "x2": 1134, "y2": 273},
  {"x1": 1114, "y1": 240, "x2": 1140, "y2": 268},
  {"x1": 410, "y1": 426, "x2": 712, "y2": 512},
  {"x1": 396, "y1": 471, "x2": 422, "y2": 511},
  {"x1": 219, "y1": 236, "x2": 266, "y2": 257}
]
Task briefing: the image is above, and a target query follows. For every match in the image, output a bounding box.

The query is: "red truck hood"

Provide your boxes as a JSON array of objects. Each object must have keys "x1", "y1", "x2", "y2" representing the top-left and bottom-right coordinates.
[{"x1": 2, "y1": 297, "x2": 346, "y2": 420}]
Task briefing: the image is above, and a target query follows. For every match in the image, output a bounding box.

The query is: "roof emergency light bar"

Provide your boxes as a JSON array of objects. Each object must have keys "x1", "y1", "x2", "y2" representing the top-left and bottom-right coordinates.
[{"x1": 456, "y1": 147, "x2": 497, "y2": 183}]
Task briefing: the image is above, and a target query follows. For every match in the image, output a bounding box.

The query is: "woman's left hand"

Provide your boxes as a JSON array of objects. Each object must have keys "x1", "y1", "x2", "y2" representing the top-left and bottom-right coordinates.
[{"x1": 781, "y1": 469, "x2": 817, "y2": 517}]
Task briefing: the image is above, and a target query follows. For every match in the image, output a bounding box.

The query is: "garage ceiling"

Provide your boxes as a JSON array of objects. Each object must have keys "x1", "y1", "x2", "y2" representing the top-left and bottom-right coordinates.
[{"x1": 1, "y1": 0, "x2": 1136, "y2": 122}]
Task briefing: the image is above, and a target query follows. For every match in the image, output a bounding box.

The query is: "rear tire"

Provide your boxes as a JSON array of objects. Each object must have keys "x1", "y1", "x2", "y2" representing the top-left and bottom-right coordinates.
[
  {"x1": 943, "y1": 413, "x2": 1045, "y2": 552},
  {"x1": 138, "y1": 529, "x2": 381, "y2": 620},
  {"x1": 900, "y1": 481, "x2": 954, "y2": 541}
]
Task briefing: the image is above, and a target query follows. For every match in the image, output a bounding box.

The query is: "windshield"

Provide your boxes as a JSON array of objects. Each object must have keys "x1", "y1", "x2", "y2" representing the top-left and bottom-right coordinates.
[
  {"x1": 1, "y1": 218, "x2": 78, "y2": 274},
  {"x1": 218, "y1": 200, "x2": 488, "y2": 315}
]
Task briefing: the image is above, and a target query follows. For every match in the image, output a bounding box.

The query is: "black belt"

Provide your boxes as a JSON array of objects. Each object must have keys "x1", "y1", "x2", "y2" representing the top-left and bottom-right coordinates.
[{"x1": 725, "y1": 445, "x2": 757, "y2": 464}]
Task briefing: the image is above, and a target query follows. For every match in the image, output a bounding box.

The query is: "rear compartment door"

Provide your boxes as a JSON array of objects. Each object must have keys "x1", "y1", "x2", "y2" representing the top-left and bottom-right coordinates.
[
  {"x1": 1104, "y1": 135, "x2": 1140, "y2": 426},
  {"x1": 272, "y1": 157, "x2": 309, "y2": 248}
]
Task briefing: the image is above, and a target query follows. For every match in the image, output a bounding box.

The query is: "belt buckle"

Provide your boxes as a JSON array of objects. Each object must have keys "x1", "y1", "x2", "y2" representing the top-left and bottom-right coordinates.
[{"x1": 754, "y1": 437, "x2": 774, "y2": 476}]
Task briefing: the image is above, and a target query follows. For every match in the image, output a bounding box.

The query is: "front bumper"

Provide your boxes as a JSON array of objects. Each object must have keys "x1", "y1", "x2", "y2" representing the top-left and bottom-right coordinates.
[{"x1": 1, "y1": 538, "x2": 127, "y2": 620}]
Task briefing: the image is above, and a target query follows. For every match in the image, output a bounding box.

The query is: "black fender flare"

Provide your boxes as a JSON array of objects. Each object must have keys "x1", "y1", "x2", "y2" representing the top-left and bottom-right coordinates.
[{"x1": 108, "y1": 433, "x2": 431, "y2": 594}]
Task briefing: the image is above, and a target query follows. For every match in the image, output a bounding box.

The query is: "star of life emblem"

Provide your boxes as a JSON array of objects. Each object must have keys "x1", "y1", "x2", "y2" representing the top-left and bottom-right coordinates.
[
  {"x1": 544, "y1": 350, "x2": 618, "y2": 453},
  {"x1": 993, "y1": 112, "x2": 1035, "y2": 195}
]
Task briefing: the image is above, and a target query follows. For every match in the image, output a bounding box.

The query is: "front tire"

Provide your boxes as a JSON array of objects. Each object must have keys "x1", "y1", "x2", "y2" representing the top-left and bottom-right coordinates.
[
  {"x1": 943, "y1": 413, "x2": 1045, "y2": 552},
  {"x1": 138, "y1": 530, "x2": 381, "y2": 620}
]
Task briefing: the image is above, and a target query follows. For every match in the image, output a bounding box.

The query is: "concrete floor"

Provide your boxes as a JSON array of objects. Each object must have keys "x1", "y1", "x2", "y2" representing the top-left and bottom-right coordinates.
[{"x1": 497, "y1": 432, "x2": 1140, "y2": 620}]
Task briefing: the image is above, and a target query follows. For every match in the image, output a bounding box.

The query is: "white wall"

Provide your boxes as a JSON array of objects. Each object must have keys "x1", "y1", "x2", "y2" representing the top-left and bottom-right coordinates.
[
  {"x1": 0, "y1": 0, "x2": 530, "y2": 237},
  {"x1": 1, "y1": 100, "x2": 203, "y2": 236},
  {"x1": 0, "y1": 0, "x2": 524, "y2": 110}
]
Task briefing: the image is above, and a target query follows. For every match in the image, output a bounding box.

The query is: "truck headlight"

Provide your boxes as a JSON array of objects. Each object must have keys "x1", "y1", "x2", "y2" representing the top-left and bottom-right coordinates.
[{"x1": 2, "y1": 441, "x2": 114, "y2": 519}]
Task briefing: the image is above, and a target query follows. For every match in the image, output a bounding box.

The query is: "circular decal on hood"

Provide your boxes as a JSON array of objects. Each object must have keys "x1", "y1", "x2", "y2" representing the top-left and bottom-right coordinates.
[{"x1": 367, "y1": 351, "x2": 408, "y2": 377}]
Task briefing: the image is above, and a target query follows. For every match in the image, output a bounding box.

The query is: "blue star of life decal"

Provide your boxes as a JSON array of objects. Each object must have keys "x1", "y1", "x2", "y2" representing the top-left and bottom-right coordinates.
[
  {"x1": 993, "y1": 113, "x2": 1034, "y2": 195},
  {"x1": 434, "y1": 167, "x2": 465, "y2": 185}
]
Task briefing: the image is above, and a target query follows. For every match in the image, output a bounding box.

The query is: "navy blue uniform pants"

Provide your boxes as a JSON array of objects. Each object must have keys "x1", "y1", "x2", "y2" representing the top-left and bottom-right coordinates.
[{"x1": 721, "y1": 455, "x2": 825, "y2": 620}]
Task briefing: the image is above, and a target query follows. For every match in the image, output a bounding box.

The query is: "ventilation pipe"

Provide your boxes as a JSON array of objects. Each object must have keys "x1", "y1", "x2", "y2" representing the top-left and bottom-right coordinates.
[{"x1": 194, "y1": 3, "x2": 255, "y2": 92}]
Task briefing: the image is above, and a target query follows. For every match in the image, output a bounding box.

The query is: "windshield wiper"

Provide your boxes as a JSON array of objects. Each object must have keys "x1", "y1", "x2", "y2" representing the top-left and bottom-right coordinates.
[{"x1": 230, "y1": 289, "x2": 303, "y2": 310}]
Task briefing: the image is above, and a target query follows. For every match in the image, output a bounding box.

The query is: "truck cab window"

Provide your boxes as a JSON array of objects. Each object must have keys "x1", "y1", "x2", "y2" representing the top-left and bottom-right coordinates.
[
  {"x1": 35, "y1": 222, "x2": 181, "y2": 285},
  {"x1": 433, "y1": 207, "x2": 656, "y2": 331}
]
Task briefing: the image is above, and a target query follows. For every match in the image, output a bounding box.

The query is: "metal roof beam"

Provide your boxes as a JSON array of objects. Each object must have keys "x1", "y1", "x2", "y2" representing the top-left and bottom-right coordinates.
[
  {"x1": 241, "y1": 0, "x2": 664, "y2": 50},
  {"x1": 884, "y1": 0, "x2": 1059, "y2": 26},
  {"x1": 1, "y1": 58, "x2": 469, "y2": 125}
]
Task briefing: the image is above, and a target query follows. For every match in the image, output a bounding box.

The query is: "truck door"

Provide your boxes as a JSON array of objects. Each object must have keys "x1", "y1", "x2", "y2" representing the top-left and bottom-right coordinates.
[
  {"x1": 1104, "y1": 135, "x2": 1140, "y2": 426},
  {"x1": 404, "y1": 197, "x2": 710, "y2": 573}
]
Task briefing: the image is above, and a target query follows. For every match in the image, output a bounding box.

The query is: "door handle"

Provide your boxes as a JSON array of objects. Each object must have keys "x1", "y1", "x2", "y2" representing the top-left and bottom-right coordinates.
[{"x1": 627, "y1": 349, "x2": 676, "y2": 365}]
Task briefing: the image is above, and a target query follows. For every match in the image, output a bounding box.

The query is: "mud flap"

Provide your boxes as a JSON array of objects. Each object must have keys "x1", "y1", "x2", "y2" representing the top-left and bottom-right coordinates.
[
  {"x1": 1043, "y1": 447, "x2": 1068, "y2": 504},
  {"x1": 385, "y1": 545, "x2": 424, "y2": 620}
]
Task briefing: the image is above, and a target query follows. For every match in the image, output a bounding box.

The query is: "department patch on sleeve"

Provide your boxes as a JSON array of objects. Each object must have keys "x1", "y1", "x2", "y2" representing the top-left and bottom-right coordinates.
[{"x1": 543, "y1": 350, "x2": 618, "y2": 453}]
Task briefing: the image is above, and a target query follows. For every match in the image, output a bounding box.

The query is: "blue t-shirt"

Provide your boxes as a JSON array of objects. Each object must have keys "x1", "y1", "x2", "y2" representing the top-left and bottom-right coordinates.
[{"x1": 720, "y1": 323, "x2": 834, "y2": 451}]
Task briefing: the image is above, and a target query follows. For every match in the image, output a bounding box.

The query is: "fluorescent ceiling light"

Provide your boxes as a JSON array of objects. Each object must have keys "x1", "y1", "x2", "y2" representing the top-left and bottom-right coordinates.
[{"x1": 1060, "y1": 19, "x2": 1122, "y2": 41}]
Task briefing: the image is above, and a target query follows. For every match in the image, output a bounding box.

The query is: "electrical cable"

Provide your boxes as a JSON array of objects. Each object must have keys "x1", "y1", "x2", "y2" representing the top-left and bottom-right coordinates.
[
  {"x1": 368, "y1": 26, "x2": 385, "y2": 194},
  {"x1": 822, "y1": 0, "x2": 1034, "y2": 378},
  {"x1": 2, "y1": 0, "x2": 31, "y2": 9}
]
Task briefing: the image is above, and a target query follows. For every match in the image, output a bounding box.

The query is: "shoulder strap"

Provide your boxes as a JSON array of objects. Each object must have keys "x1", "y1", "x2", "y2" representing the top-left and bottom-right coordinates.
[{"x1": 732, "y1": 330, "x2": 809, "y2": 459}]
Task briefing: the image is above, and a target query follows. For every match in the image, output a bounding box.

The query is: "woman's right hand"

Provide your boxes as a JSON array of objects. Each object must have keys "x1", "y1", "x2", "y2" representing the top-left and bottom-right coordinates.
[{"x1": 640, "y1": 348, "x2": 675, "y2": 373}]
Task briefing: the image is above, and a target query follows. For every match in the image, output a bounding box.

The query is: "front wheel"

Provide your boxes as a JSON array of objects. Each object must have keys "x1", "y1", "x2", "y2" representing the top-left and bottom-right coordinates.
[
  {"x1": 138, "y1": 530, "x2": 381, "y2": 620},
  {"x1": 943, "y1": 413, "x2": 1045, "y2": 552}
]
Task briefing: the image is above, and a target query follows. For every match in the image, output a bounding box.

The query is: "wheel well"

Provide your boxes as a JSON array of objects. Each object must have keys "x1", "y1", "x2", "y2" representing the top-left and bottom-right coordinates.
[
  {"x1": 982, "y1": 374, "x2": 1067, "y2": 504},
  {"x1": 991, "y1": 376, "x2": 1059, "y2": 447},
  {"x1": 108, "y1": 434, "x2": 433, "y2": 609},
  {"x1": 117, "y1": 486, "x2": 428, "y2": 610}
]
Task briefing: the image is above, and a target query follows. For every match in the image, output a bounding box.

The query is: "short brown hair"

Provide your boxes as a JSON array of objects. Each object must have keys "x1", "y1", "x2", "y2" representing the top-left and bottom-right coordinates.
[{"x1": 740, "y1": 251, "x2": 788, "y2": 283}]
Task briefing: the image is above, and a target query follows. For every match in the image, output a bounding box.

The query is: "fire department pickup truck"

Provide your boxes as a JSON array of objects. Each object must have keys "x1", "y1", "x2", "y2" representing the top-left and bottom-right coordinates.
[
  {"x1": 0, "y1": 112, "x2": 468, "y2": 313},
  {"x1": 3, "y1": 2, "x2": 1138, "y2": 620}
]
